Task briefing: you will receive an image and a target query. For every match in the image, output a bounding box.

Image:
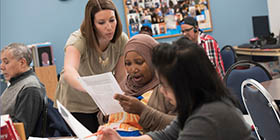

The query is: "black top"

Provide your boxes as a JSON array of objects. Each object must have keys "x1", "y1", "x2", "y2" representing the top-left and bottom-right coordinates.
[{"x1": 9, "y1": 69, "x2": 46, "y2": 138}]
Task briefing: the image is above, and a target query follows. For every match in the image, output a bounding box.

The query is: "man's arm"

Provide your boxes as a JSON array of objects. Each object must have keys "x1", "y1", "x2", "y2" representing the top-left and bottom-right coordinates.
[
  {"x1": 13, "y1": 87, "x2": 44, "y2": 137},
  {"x1": 202, "y1": 38, "x2": 225, "y2": 78},
  {"x1": 215, "y1": 46, "x2": 225, "y2": 78}
]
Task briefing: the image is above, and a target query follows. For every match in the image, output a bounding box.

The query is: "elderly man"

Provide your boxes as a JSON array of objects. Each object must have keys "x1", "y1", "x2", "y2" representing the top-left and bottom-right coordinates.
[
  {"x1": 0, "y1": 43, "x2": 46, "y2": 138},
  {"x1": 181, "y1": 16, "x2": 225, "y2": 78}
]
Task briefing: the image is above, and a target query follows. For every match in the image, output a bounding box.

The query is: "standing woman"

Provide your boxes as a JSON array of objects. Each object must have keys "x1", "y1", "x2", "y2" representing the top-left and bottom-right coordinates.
[{"x1": 54, "y1": 0, "x2": 128, "y2": 133}]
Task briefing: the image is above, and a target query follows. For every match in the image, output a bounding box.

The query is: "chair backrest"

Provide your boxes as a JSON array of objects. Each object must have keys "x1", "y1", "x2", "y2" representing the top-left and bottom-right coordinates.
[
  {"x1": 32, "y1": 96, "x2": 72, "y2": 137},
  {"x1": 220, "y1": 45, "x2": 237, "y2": 72},
  {"x1": 223, "y1": 60, "x2": 272, "y2": 114},
  {"x1": 241, "y1": 79, "x2": 280, "y2": 140},
  {"x1": 14, "y1": 123, "x2": 26, "y2": 140}
]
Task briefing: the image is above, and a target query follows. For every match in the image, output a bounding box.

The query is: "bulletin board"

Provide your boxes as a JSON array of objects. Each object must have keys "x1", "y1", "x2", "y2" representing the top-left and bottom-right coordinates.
[{"x1": 123, "y1": 0, "x2": 213, "y2": 39}]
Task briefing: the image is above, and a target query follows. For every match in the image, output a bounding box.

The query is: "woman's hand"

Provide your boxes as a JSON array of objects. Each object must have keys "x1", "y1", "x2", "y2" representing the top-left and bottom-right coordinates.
[
  {"x1": 97, "y1": 127, "x2": 121, "y2": 140},
  {"x1": 114, "y1": 94, "x2": 145, "y2": 115}
]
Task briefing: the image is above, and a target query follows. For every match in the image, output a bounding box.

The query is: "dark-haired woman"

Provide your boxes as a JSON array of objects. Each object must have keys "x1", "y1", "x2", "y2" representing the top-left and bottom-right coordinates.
[
  {"x1": 54, "y1": 0, "x2": 128, "y2": 133},
  {"x1": 100, "y1": 34, "x2": 175, "y2": 136},
  {"x1": 97, "y1": 38, "x2": 255, "y2": 140}
]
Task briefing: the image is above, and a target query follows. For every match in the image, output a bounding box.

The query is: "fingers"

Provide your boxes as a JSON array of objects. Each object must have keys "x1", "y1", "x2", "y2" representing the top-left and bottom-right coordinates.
[
  {"x1": 113, "y1": 93, "x2": 120, "y2": 99},
  {"x1": 97, "y1": 128, "x2": 121, "y2": 140},
  {"x1": 98, "y1": 126, "x2": 106, "y2": 131},
  {"x1": 114, "y1": 94, "x2": 130, "y2": 101}
]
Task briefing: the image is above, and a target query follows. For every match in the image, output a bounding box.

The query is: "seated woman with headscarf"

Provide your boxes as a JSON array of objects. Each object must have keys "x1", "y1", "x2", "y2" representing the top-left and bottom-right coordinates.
[{"x1": 101, "y1": 34, "x2": 176, "y2": 136}]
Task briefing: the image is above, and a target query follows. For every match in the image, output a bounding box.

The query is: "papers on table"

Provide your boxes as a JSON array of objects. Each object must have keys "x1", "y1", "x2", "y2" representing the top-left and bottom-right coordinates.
[
  {"x1": 57, "y1": 101, "x2": 96, "y2": 140},
  {"x1": 78, "y1": 72, "x2": 124, "y2": 115}
]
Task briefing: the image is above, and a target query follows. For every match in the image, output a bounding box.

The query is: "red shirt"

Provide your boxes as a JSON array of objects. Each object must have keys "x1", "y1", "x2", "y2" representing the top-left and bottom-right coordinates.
[{"x1": 198, "y1": 32, "x2": 225, "y2": 78}]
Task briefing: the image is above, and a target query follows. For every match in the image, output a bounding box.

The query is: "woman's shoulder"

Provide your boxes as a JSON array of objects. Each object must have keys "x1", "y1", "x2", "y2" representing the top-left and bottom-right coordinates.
[
  {"x1": 120, "y1": 32, "x2": 128, "y2": 38},
  {"x1": 187, "y1": 101, "x2": 252, "y2": 140},
  {"x1": 191, "y1": 100, "x2": 245, "y2": 126},
  {"x1": 117, "y1": 32, "x2": 129, "y2": 43},
  {"x1": 147, "y1": 86, "x2": 176, "y2": 113},
  {"x1": 69, "y1": 29, "x2": 83, "y2": 38},
  {"x1": 67, "y1": 30, "x2": 86, "y2": 43},
  {"x1": 198, "y1": 100, "x2": 237, "y2": 115},
  {"x1": 184, "y1": 101, "x2": 252, "y2": 140},
  {"x1": 65, "y1": 29, "x2": 87, "y2": 53},
  {"x1": 111, "y1": 32, "x2": 129, "y2": 52}
]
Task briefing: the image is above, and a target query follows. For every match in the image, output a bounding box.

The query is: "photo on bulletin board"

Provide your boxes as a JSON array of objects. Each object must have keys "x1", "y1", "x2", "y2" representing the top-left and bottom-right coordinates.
[
  {"x1": 123, "y1": 0, "x2": 213, "y2": 39},
  {"x1": 37, "y1": 45, "x2": 54, "y2": 67}
]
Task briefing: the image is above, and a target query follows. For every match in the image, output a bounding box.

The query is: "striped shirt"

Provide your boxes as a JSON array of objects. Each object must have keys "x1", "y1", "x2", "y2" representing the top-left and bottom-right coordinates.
[
  {"x1": 198, "y1": 32, "x2": 225, "y2": 78},
  {"x1": 103, "y1": 90, "x2": 153, "y2": 133}
]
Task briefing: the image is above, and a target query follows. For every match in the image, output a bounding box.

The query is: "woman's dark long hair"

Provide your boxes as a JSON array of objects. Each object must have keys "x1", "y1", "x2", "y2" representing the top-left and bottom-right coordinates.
[{"x1": 152, "y1": 37, "x2": 238, "y2": 129}]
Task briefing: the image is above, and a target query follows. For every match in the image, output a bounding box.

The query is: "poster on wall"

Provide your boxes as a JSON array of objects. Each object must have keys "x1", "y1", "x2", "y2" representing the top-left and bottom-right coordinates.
[
  {"x1": 28, "y1": 42, "x2": 54, "y2": 67},
  {"x1": 37, "y1": 45, "x2": 54, "y2": 67},
  {"x1": 123, "y1": 0, "x2": 213, "y2": 39}
]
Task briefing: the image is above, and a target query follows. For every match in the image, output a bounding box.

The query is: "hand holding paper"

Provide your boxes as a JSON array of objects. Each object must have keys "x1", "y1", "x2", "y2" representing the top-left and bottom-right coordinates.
[
  {"x1": 78, "y1": 72, "x2": 124, "y2": 115},
  {"x1": 114, "y1": 94, "x2": 145, "y2": 115}
]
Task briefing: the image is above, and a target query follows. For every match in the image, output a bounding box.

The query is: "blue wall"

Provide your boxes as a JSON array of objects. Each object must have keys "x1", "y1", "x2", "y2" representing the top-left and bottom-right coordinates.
[{"x1": 0, "y1": 0, "x2": 268, "y2": 73}]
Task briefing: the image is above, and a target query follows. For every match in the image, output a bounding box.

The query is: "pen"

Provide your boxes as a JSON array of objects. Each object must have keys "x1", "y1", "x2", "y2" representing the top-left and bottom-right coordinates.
[
  {"x1": 84, "y1": 130, "x2": 103, "y2": 139},
  {"x1": 137, "y1": 95, "x2": 143, "y2": 100}
]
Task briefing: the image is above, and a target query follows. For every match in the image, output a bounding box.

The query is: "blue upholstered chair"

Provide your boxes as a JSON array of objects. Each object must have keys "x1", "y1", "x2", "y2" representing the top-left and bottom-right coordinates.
[
  {"x1": 32, "y1": 96, "x2": 73, "y2": 137},
  {"x1": 241, "y1": 79, "x2": 280, "y2": 140},
  {"x1": 223, "y1": 60, "x2": 272, "y2": 114},
  {"x1": 220, "y1": 45, "x2": 237, "y2": 72}
]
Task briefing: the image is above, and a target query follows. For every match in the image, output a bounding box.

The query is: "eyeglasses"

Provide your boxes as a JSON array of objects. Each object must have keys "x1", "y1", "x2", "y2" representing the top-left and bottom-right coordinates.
[{"x1": 181, "y1": 27, "x2": 194, "y2": 34}]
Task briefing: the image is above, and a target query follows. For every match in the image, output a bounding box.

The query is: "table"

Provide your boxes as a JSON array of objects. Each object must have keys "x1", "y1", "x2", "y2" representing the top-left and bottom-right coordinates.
[
  {"x1": 233, "y1": 46, "x2": 280, "y2": 79},
  {"x1": 261, "y1": 78, "x2": 280, "y2": 105},
  {"x1": 233, "y1": 46, "x2": 280, "y2": 56}
]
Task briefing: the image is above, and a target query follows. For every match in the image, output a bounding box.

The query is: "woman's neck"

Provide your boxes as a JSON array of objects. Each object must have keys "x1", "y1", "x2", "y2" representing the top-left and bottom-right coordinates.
[{"x1": 98, "y1": 38, "x2": 110, "y2": 52}]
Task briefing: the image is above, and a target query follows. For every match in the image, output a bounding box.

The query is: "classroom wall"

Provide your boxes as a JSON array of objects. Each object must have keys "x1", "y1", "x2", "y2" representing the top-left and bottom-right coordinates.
[{"x1": 0, "y1": 0, "x2": 269, "y2": 73}]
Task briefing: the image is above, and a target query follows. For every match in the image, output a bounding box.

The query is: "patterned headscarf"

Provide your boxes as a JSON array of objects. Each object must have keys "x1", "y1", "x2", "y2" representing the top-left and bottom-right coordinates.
[{"x1": 120, "y1": 34, "x2": 159, "y2": 97}]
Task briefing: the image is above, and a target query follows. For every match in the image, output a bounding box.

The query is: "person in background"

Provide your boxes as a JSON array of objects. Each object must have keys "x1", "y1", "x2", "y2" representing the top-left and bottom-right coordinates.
[
  {"x1": 0, "y1": 43, "x2": 46, "y2": 138},
  {"x1": 54, "y1": 0, "x2": 128, "y2": 133},
  {"x1": 101, "y1": 34, "x2": 175, "y2": 136},
  {"x1": 139, "y1": 26, "x2": 153, "y2": 36},
  {"x1": 129, "y1": 15, "x2": 136, "y2": 25},
  {"x1": 97, "y1": 38, "x2": 255, "y2": 140},
  {"x1": 181, "y1": 16, "x2": 225, "y2": 78}
]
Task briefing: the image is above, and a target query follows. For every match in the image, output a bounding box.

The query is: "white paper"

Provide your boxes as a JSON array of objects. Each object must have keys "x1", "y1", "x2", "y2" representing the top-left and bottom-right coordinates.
[
  {"x1": 28, "y1": 137, "x2": 78, "y2": 140},
  {"x1": 78, "y1": 72, "x2": 124, "y2": 115},
  {"x1": 1, "y1": 114, "x2": 9, "y2": 127},
  {"x1": 56, "y1": 101, "x2": 97, "y2": 140}
]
